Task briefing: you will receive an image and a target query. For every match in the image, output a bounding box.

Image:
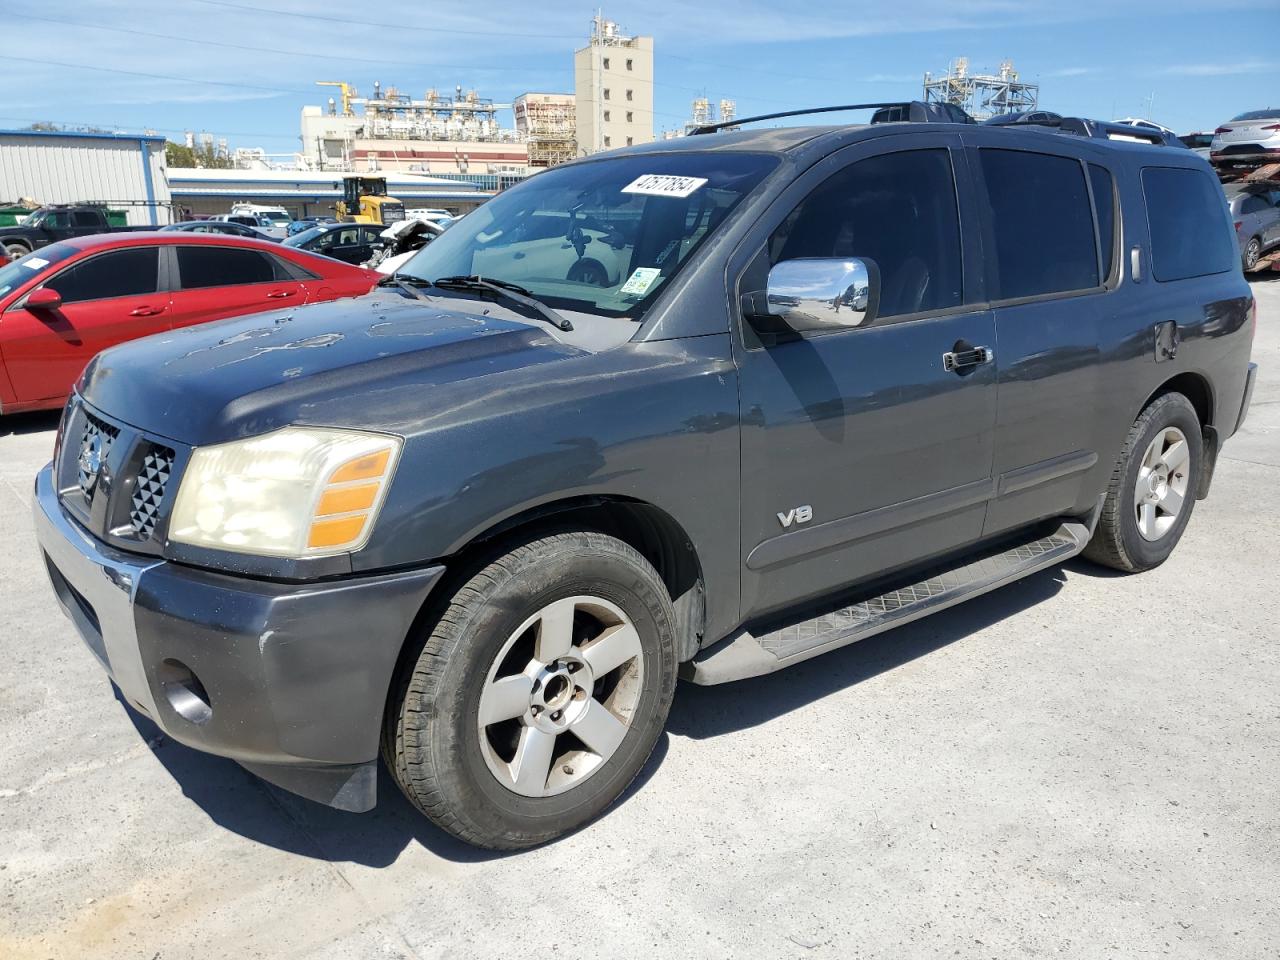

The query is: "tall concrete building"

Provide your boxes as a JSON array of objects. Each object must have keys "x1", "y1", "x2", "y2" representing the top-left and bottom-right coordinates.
[{"x1": 574, "y1": 16, "x2": 654, "y2": 155}]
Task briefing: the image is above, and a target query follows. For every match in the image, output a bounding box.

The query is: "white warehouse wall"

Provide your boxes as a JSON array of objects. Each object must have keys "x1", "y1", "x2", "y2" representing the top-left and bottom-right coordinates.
[{"x1": 0, "y1": 132, "x2": 171, "y2": 225}]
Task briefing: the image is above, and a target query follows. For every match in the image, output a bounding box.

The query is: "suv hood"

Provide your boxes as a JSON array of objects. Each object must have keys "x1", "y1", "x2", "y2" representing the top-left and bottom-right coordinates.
[{"x1": 79, "y1": 290, "x2": 585, "y2": 444}]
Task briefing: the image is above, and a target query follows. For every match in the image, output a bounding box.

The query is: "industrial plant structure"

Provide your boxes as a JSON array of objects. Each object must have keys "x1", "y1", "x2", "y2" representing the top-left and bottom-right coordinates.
[
  {"x1": 923, "y1": 58, "x2": 1039, "y2": 120},
  {"x1": 299, "y1": 82, "x2": 530, "y2": 176},
  {"x1": 513, "y1": 93, "x2": 577, "y2": 168},
  {"x1": 574, "y1": 16, "x2": 655, "y2": 154}
]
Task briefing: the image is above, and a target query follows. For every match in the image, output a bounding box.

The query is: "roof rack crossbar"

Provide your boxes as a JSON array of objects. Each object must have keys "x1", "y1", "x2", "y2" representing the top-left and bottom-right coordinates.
[{"x1": 690, "y1": 102, "x2": 909, "y2": 135}]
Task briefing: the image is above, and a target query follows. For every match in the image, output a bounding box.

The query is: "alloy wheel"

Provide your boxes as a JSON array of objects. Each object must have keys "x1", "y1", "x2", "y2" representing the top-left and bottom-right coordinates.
[
  {"x1": 477, "y1": 596, "x2": 644, "y2": 797},
  {"x1": 1134, "y1": 425, "x2": 1191, "y2": 541}
]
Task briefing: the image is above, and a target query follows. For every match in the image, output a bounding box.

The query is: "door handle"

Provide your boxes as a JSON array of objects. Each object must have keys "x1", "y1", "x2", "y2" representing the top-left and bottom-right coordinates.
[
  {"x1": 266, "y1": 290, "x2": 296, "y2": 299},
  {"x1": 942, "y1": 345, "x2": 993, "y2": 373},
  {"x1": 129, "y1": 305, "x2": 164, "y2": 317}
]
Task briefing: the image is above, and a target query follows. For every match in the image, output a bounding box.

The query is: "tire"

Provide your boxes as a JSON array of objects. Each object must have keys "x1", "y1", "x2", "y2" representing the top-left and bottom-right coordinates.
[
  {"x1": 1083, "y1": 392, "x2": 1202, "y2": 573},
  {"x1": 384, "y1": 530, "x2": 677, "y2": 849},
  {"x1": 4, "y1": 242, "x2": 31, "y2": 262},
  {"x1": 1243, "y1": 237, "x2": 1261, "y2": 272},
  {"x1": 565, "y1": 258, "x2": 611, "y2": 287}
]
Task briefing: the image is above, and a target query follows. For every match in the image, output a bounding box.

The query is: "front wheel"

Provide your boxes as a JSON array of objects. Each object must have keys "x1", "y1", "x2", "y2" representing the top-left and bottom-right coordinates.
[
  {"x1": 4, "y1": 243, "x2": 31, "y2": 262},
  {"x1": 384, "y1": 530, "x2": 677, "y2": 849},
  {"x1": 1083, "y1": 392, "x2": 1202, "y2": 572}
]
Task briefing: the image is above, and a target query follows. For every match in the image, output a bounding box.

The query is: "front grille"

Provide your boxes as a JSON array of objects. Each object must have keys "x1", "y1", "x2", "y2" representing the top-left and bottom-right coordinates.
[
  {"x1": 56, "y1": 397, "x2": 189, "y2": 554},
  {"x1": 77, "y1": 412, "x2": 120, "y2": 500},
  {"x1": 129, "y1": 445, "x2": 175, "y2": 538}
]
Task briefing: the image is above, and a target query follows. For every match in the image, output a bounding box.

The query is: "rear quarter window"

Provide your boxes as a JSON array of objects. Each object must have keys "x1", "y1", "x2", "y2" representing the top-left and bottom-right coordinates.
[{"x1": 1141, "y1": 167, "x2": 1235, "y2": 282}]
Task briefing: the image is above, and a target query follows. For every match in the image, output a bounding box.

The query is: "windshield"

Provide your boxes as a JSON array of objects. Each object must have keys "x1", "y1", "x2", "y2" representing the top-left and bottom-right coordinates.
[
  {"x1": 284, "y1": 226, "x2": 328, "y2": 247},
  {"x1": 262, "y1": 214, "x2": 292, "y2": 225},
  {"x1": 1232, "y1": 109, "x2": 1279, "y2": 122},
  {"x1": 399, "y1": 152, "x2": 778, "y2": 319},
  {"x1": 0, "y1": 243, "x2": 76, "y2": 298}
]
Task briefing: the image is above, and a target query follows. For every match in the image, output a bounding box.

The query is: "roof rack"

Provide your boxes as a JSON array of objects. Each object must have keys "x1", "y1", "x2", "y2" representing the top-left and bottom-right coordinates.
[
  {"x1": 689, "y1": 100, "x2": 972, "y2": 135},
  {"x1": 1009, "y1": 116, "x2": 1179, "y2": 146},
  {"x1": 688, "y1": 101, "x2": 1180, "y2": 150}
]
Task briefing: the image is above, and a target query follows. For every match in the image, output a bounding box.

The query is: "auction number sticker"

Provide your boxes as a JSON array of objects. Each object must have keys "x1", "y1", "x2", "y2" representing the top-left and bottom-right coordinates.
[
  {"x1": 22, "y1": 257, "x2": 49, "y2": 270},
  {"x1": 621, "y1": 174, "x2": 708, "y2": 198},
  {"x1": 619, "y1": 267, "x2": 662, "y2": 297}
]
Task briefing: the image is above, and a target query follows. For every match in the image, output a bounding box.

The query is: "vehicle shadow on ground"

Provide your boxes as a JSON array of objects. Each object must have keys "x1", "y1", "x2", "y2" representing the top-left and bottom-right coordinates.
[
  {"x1": 117, "y1": 683, "x2": 671, "y2": 867},
  {"x1": 668, "y1": 564, "x2": 1067, "y2": 739},
  {"x1": 120, "y1": 563, "x2": 1069, "y2": 866},
  {"x1": 0, "y1": 409, "x2": 60, "y2": 438}
]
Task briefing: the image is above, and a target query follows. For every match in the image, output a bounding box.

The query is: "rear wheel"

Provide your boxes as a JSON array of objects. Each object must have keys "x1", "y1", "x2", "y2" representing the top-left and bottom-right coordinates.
[
  {"x1": 4, "y1": 242, "x2": 31, "y2": 262},
  {"x1": 1083, "y1": 392, "x2": 1202, "y2": 572},
  {"x1": 384, "y1": 530, "x2": 677, "y2": 849},
  {"x1": 1243, "y1": 237, "x2": 1262, "y2": 272}
]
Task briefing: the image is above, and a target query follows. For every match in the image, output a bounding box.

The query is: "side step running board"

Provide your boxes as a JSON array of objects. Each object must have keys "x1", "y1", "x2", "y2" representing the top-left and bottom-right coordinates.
[{"x1": 683, "y1": 521, "x2": 1090, "y2": 685}]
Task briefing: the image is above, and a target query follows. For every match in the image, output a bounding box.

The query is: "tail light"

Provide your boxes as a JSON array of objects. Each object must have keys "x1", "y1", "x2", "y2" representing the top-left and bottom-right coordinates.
[
  {"x1": 1261, "y1": 124, "x2": 1280, "y2": 132},
  {"x1": 1235, "y1": 220, "x2": 1243, "y2": 233},
  {"x1": 1215, "y1": 126, "x2": 1233, "y2": 135}
]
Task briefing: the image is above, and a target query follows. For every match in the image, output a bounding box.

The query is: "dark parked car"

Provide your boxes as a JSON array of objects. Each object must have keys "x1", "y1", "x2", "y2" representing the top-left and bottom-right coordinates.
[
  {"x1": 0, "y1": 233, "x2": 379, "y2": 414},
  {"x1": 161, "y1": 219, "x2": 279, "y2": 242},
  {"x1": 284, "y1": 222, "x2": 386, "y2": 265},
  {"x1": 34, "y1": 104, "x2": 1256, "y2": 850},
  {"x1": 1, "y1": 204, "x2": 140, "y2": 260}
]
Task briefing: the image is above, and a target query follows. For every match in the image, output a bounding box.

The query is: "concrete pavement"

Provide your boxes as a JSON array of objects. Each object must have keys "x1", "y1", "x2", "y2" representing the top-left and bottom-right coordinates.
[{"x1": 2, "y1": 279, "x2": 1277, "y2": 959}]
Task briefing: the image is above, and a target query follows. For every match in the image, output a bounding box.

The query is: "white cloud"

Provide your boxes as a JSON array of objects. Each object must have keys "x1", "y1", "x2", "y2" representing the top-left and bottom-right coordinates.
[{"x1": 1156, "y1": 61, "x2": 1276, "y2": 76}]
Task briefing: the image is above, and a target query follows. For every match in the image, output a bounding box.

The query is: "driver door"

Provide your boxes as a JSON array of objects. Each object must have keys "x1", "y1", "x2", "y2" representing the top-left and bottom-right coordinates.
[
  {"x1": 734, "y1": 137, "x2": 999, "y2": 619},
  {"x1": 2, "y1": 246, "x2": 169, "y2": 404}
]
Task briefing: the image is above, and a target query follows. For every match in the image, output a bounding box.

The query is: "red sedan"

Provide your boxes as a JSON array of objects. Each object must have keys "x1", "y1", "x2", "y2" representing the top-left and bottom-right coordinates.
[{"x1": 0, "y1": 232, "x2": 380, "y2": 414}]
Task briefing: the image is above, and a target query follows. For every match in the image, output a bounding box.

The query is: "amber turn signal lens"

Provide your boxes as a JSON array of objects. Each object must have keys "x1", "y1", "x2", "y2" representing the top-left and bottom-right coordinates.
[
  {"x1": 308, "y1": 514, "x2": 369, "y2": 549},
  {"x1": 316, "y1": 482, "x2": 379, "y2": 517},
  {"x1": 329, "y1": 450, "x2": 391, "y2": 484}
]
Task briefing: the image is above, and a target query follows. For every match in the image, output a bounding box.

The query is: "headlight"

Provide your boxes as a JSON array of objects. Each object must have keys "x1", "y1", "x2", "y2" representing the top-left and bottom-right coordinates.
[{"x1": 168, "y1": 427, "x2": 402, "y2": 558}]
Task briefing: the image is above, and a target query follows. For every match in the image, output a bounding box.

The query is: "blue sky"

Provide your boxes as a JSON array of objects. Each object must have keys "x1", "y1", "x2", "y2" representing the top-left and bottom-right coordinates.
[{"x1": 4, "y1": 0, "x2": 1276, "y2": 152}]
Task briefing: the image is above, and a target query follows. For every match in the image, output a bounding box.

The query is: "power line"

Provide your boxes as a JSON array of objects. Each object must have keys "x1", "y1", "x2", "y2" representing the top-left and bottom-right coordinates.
[
  {"x1": 0, "y1": 54, "x2": 309, "y2": 95},
  {"x1": 188, "y1": 0, "x2": 579, "y2": 40},
  {"x1": 9, "y1": 13, "x2": 560, "y2": 73}
]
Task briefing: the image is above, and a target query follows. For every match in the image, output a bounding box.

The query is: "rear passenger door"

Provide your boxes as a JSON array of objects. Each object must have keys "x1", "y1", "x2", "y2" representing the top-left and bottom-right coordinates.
[
  {"x1": 166, "y1": 244, "x2": 306, "y2": 330},
  {"x1": 965, "y1": 136, "x2": 1115, "y2": 537}
]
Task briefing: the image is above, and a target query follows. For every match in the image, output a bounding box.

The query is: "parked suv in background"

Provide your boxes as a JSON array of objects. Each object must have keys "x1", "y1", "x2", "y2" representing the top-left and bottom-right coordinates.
[{"x1": 33, "y1": 105, "x2": 1256, "y2": 850}]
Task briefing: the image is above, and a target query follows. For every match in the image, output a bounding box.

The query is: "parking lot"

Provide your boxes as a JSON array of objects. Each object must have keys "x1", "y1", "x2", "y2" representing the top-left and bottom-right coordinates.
[{"x1": 1, "y1": 276, "x2": 1276, "y2": 959}]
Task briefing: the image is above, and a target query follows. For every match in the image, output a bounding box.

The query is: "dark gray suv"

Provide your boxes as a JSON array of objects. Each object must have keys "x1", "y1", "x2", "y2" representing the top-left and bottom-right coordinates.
[{"x1": 33, "y1": 106, "x2": 1258, "y2": 849}]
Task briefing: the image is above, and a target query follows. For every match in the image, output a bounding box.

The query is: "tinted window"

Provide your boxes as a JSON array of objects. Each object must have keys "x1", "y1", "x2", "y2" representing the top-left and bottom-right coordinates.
[
  {"x1": 1240, "y1": 195, "x2": 1270, "y2": 215},
  {"x1": 0, "y1": 243, "x2": 76, "y2": 298},
  {"x1": 71, "y1": 211, "x2": 101, "y2": 228},
  {"x1": 176, "y1": 246, "x2": 283, "y2": 288},
  {"x1": 1142, "y1": 167, "x2": 1235, "y2": 282},
  {"x1": 770, "y1": 149, "x2": 963, "y2": 318},
  {"x1": 980, "y1": 149, "x2": 1098, "y2": 299},
  {"x1": 44, "y1": 248, "x2": 159, "y2": 304},
  {"x1": 1089, "y1": 163, "x2": 1116, "y2": 283}
]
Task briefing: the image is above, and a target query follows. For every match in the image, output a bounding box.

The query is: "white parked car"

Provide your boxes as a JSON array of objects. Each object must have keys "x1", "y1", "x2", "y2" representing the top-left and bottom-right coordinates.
[{"x1": 1211, "y1": 109, "x2": 1280, "y2": 164}]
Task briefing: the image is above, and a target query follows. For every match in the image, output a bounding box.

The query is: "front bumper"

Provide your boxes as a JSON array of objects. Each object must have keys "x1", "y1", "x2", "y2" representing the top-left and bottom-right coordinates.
[{"x1": 33, "y1": 464, "x2": 443, "y2": 811}]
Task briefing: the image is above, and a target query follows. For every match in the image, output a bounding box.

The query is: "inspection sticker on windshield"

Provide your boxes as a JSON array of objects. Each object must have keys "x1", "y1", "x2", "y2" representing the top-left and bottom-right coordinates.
[
  {"x1": 619, "y1": 267, "x2": 662, "y2": 297},
  {"x1": 22, "y1": 257, "x2": 48, "y2": 270},
  {"x1": 621, "y1": 174, "x2": 708, "y2": 198}
]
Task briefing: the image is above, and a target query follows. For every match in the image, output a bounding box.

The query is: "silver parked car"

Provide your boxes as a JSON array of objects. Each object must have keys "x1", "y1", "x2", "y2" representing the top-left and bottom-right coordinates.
[
  {"x1": 1211, "y1": 109, "x2": 1280, "y2": 163},
  {"x1": 1226, "y1": 184, "x2": 1280, "y2": 271}
]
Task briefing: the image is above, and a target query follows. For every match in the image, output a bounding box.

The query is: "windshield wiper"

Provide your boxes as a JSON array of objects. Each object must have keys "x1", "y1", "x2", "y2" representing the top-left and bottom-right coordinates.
[
  {"x1": 376, "y1": 273, "x2": 434, "y2": 302},
  {"x1": 431, "y1": 275, "x2": 574, "y2": 332}
]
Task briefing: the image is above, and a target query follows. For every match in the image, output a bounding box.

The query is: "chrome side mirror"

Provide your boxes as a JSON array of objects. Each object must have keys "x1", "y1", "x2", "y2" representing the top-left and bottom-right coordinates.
[{"x1": 763, "y1": 258, "x2": 879, "y2": 332}]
